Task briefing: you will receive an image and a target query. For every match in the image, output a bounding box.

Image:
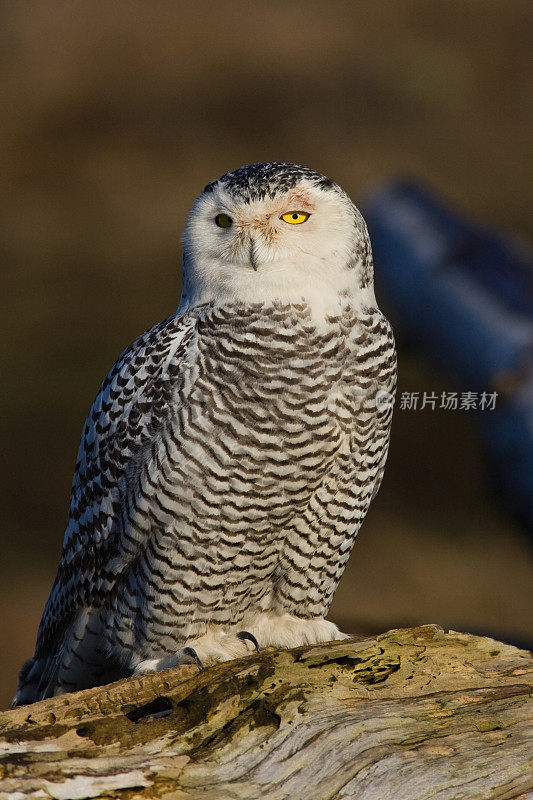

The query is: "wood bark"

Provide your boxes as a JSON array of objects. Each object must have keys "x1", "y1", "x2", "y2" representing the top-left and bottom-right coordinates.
[{"x1": 0, "y1": 625, "x2": 531, "y2": 800}]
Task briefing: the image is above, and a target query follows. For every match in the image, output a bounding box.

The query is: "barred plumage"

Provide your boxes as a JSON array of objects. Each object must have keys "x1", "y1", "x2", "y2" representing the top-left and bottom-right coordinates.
[{"x1": 15, "y1": 162, "x2": 396, "y2": 705}]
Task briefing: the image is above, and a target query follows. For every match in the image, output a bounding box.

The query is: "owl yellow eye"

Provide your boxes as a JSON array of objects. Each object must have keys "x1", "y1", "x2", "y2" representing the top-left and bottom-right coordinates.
[
  {"x1": 215, "y1": 213, "x2": 233, "y2": 228},
  {"x1": 280, "y1": 211, "x2": 310, "y2": 225}
]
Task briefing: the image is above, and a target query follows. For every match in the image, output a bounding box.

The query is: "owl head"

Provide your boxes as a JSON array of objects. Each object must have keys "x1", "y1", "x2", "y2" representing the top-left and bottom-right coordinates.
[{"x1": 181, "y1": 163, "x2": 375, "y2": 313}]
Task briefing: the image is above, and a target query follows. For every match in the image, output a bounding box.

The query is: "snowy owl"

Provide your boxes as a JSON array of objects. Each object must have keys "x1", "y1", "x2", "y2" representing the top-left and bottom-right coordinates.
[{"x1": 14, "y1": 162, "x2": 396, "y2": 705}]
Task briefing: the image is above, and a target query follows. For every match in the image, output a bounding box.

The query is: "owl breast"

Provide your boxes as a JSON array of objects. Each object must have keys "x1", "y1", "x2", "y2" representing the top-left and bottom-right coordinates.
[{"x1": 186, "y1": 302, "x2": 357, "y2": 493}]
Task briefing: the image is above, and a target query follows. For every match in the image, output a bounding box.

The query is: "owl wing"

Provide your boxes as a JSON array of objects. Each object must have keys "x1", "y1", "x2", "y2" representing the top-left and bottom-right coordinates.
[
  {"x1": 34, "y1": 307, "x2": 201, "y2": 661},
  {"x1": 369, "y1": 316, "x2": 397, "y2": 500}
]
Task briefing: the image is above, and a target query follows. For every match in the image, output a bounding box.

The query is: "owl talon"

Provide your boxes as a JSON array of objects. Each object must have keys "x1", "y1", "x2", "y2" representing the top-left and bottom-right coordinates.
[
  {"x1": 182, "y1": 646, "x2": 204, "y2": 670},
  {"x1": 236, "y1": 630, "x2": 260, "y2": 652}
]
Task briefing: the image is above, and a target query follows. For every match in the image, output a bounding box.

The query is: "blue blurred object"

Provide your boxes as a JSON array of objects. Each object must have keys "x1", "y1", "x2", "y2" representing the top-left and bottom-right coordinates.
[{"x1": 365, "y1": 180, "x2": 533, "y2": 534}]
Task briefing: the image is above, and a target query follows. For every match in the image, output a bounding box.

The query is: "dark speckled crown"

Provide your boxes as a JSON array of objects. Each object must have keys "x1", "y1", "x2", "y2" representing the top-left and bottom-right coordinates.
[{"x1": 203, "y1": 162, "x2": 339, "y2": 204}]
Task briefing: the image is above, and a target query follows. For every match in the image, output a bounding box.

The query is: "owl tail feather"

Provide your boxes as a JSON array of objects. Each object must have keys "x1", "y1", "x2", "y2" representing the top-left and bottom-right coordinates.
[
  {"x1": 13, "y1": 608, "x2": 129, "y2": 706},
  {"x1": 11, "y1": 655, "x2": 58, "y2": 707}
]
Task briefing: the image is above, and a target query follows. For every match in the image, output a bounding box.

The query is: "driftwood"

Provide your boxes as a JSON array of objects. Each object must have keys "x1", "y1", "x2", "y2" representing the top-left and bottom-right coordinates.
[{"x1": 0, "y1": 625, "x2": 532, "y2": 800}]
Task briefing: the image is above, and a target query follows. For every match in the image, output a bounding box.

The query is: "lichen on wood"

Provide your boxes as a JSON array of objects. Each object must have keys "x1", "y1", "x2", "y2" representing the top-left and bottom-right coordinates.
[{"x1": 0, "y1": 626, "x2": 532, "y2": 799}]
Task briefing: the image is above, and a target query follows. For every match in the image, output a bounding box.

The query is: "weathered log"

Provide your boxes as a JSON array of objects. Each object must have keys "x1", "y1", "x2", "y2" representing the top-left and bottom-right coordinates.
[{"x1": 0, "y1": 625, "x2": 531, "y2": 800}]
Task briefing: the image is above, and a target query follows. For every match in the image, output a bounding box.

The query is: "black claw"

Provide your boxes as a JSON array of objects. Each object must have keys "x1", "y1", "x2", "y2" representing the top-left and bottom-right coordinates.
[
  {"x1": 182, "y1": 646, "x2": 204, "y2": 670},
  {"x1": 237, "y1": 630, "x2": 260, "y2": 652}
]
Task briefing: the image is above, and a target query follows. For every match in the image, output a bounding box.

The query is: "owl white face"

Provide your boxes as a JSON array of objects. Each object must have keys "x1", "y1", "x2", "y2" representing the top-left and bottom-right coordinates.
[{"x1": 181, "y1": 163, "x2": 374, "y2": 314}]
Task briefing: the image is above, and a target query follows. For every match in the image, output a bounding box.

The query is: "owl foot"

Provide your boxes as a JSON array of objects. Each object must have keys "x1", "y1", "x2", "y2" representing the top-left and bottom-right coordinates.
[
  {"x1": 236, "y1": 630, "x2": 260, "y2": 652},
  {"x1": 132, "y1": 629, "x2": 255, "y2": 675},
  {"x1": 238, "y1": 612, "x2": 350, "y2": 650},
  {"x1": 133, "y1": 645, "x2": 204, "y2": 674}
]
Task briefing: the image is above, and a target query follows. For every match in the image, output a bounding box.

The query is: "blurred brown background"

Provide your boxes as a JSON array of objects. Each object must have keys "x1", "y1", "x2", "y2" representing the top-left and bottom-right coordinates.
[{"x1": 1, "y1": 0, "x2": 532, "y2": 709}]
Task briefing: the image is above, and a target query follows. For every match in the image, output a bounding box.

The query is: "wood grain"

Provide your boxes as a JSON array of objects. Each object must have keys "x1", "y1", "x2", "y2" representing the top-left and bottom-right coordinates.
[{"x1": 1, "y1": 626, "x2": 531, "y2": 799}]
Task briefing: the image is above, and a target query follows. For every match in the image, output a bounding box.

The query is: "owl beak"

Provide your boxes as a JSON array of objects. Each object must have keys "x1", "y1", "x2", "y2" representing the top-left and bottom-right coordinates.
[{"x1": 249, "y1": 240, "x2": 258, "y2": 271}]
